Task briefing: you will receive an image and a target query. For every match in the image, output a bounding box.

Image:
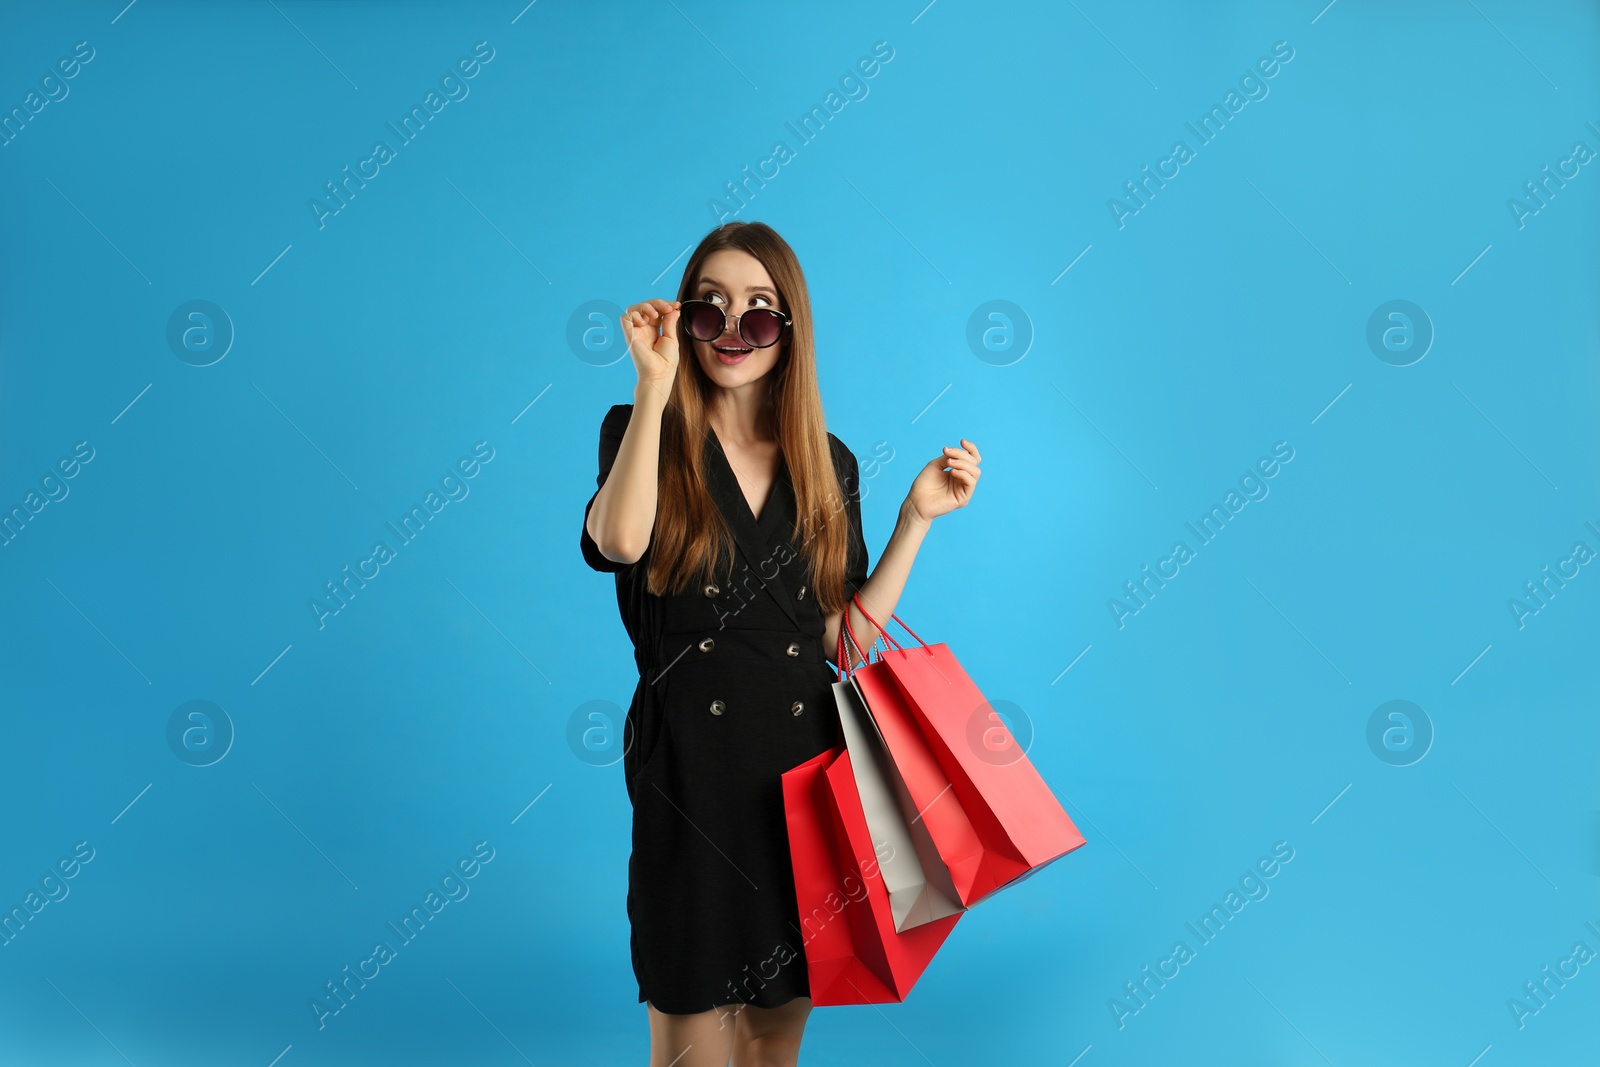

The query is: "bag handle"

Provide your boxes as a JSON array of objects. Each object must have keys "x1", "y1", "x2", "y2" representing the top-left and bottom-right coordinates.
[
  {"x1": 850, "y1": 591, "x2": 929, "y2": 653},
  {"x1": 835, "y1": 598, "x2": 877, "y2": 681}
]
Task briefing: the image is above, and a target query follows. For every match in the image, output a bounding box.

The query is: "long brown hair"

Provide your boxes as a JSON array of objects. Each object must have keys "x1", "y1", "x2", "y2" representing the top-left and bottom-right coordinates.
[{"x1": 642, "y1": 221, "x2": 855, "y2": 616}]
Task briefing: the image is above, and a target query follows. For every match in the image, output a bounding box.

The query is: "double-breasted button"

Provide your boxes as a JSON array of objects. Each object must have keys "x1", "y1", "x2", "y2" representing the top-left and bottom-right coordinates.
[
  {"x1": 791, "y1": 701, "x2": 804, "y2": 716},
  {"x1": 785, "y1": 642, "x2": 800, "y2": 657},
  {"x1": 796, "y1": 584, "x2": 806, "y2": 600},
  {"x1": 703, "y1": 582, "x2": 720, "y2": 597},
  {"x1": 710, "y1": 700, "x2": 725, "y2": 716},
  {"x1": 698, "y1": 637, "x2": 714, "y2": 652}
]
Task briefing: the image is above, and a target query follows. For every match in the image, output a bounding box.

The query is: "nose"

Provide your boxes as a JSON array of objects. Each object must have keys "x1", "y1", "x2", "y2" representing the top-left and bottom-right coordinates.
[{"x1": 714, "y1": 312, "x2": 747, "y2": 345}]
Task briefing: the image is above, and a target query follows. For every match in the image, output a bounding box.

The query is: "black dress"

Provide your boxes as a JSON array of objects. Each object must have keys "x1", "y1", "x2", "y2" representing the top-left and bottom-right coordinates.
[{"x1": 579, "y1": 403, "x2": 870, "y2": 1015}]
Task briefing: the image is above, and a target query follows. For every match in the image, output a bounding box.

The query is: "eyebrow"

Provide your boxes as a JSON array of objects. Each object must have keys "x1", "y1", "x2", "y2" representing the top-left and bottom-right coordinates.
[{"x1": 697, "y1": 276, "x2": 778, "y2": 300}]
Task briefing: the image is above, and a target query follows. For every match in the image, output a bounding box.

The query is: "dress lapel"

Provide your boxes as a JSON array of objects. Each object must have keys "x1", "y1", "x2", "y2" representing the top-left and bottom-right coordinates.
[{"x1": 705, "y1": 427, "x2": 802, "y2": 630}]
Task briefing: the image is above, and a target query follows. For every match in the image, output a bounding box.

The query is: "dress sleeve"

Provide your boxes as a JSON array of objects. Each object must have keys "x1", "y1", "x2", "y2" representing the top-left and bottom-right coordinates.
[{"x1": 580, "y1": 403, "x2": 636, "y2": 573}]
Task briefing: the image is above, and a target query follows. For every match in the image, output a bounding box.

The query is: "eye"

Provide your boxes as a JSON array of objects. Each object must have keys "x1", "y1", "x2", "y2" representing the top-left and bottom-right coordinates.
[{"x1": 751, "y1": 294, "x2": 774, "y2": 307}]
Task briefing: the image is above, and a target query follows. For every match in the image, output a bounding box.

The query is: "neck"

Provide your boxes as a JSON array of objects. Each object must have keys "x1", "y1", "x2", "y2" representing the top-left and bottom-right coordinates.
[{"x1": 709, "y1": 384, "x2": 776, "y2": 446}]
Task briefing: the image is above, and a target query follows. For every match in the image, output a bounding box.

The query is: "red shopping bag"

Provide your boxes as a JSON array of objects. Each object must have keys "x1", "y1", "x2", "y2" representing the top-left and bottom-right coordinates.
[
  {"x1": 781, "y1": 743, "x2": 960, "y2": 1005},
  {"x1": 846, "y1": 595, "x2": 1086, "y2": 908}
]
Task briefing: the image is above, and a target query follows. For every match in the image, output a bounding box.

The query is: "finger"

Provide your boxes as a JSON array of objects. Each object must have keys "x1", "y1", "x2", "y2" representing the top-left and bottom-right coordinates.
[
  {"x1": 962, "y1": 439, "x2": 981, "y2": 463},
  {"x1": 943, "y1": 457, "x2": 977, "y2": 473},
  {"x1": 648, "y1": 298, "x2": 676, "y2": 314}
]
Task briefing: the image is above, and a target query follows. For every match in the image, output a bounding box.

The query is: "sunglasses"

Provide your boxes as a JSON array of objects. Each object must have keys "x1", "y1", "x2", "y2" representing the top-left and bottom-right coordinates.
[{"x1": 680, "y1": 299, "x2": 792, "y2": 349}]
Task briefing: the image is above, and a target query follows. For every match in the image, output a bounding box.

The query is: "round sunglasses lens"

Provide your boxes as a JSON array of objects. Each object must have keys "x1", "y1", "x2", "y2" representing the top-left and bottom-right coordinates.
[
  {"x1": 684, "y1": 303, "x2": 725, "y2": 341},
  {"x1": 741, "y1": 309, "x2": 785, "y2": 348}
]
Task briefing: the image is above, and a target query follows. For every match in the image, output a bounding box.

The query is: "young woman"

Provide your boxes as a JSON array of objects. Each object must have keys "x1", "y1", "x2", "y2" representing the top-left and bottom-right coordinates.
[{"x1": 580, "y1": 221, "x2": 980, "y2": 1067}]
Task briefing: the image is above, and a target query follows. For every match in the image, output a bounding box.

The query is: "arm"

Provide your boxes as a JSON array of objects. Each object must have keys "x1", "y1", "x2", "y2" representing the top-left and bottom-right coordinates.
[
  {"x1": 823, "y1": 501, "x2": 931, "y2": 669},
  {"x1": 585, "y1": 383, "x2": 669, "y2": 566},
  {"x1": 823, "y1": 437, "x2": 982, "y2": 668}
]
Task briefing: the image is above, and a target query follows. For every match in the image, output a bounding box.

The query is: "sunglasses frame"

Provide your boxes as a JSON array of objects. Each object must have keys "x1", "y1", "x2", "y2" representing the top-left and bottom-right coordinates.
[{"x1": 679, "y1": 299, "x2": 792, "y2": 350}]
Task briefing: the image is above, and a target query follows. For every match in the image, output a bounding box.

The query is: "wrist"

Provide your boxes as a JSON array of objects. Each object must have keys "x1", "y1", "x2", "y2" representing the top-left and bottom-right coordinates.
[
  {"x1": 897, "y1": 499, "x2": 932, "y2": 534},
  {"x1": 632, "y1": 380, "x2": 672, "y2": 413}
]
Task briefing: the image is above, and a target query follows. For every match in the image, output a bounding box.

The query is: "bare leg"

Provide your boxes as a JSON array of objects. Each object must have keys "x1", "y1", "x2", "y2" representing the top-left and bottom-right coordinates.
[
  {"x1": 730, "y1": 997, "x2": 813, "y2": 1067},
  {"x1": 647, "y1": 1000, "x2": 740, "y2": 1067}
]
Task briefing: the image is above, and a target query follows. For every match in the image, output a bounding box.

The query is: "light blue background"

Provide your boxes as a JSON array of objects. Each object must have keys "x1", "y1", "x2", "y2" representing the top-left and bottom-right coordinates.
[{"x1": 2, "y1": 0, "x2": 1597, "y2": 1064}]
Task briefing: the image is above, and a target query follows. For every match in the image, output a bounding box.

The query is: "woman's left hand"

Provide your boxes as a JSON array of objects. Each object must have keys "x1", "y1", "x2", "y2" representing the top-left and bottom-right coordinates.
[{"x1": 906, "y1": 439, "x2": 981, "y2": 524}]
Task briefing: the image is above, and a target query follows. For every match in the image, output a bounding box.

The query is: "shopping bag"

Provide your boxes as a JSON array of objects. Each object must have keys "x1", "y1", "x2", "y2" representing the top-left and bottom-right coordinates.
[
  {"x1": 832, "y1": 626, "x2": 965, "y2": 933},
  {"x1": 781, "y1": 743, "x2": 960, "y2": 1006},
  {"x1": 847, "y1": 594, "x2": 1086, "y2": 908},
  {"x1": 847, "y1": 656, "x2": 995, "y2": 907}
]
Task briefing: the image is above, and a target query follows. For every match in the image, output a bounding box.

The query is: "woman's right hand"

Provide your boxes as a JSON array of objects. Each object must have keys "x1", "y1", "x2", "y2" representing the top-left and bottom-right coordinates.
[{"x1": 621, "y1": 299, "x2": 681, "y2": 391}]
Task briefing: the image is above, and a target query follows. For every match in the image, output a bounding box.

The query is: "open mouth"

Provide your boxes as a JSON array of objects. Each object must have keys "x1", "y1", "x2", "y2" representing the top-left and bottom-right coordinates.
[{"x1": 713, "y1": 343, "x2": 752, "y2": 363}]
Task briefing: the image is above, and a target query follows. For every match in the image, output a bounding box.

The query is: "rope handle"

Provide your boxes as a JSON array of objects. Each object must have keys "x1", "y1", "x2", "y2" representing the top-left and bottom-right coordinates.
[
  {"x1": 850, "y1": 592, "x2": 929, "y2": 652},
  {"x1": 834, "y1": 614, "x2": 854, "y2": 680},
  {"x1": 833, "y1": 592, "x2": 929, "y2": 680},
  {"x1": 835, "y1": 597, "x2": 878, "y2": 680}
]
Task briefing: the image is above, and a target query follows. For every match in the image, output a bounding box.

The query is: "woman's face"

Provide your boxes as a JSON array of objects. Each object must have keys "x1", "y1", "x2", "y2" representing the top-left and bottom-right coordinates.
[{"x1": 688, "y1": 248, "x2": 787, "y2": 390}]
